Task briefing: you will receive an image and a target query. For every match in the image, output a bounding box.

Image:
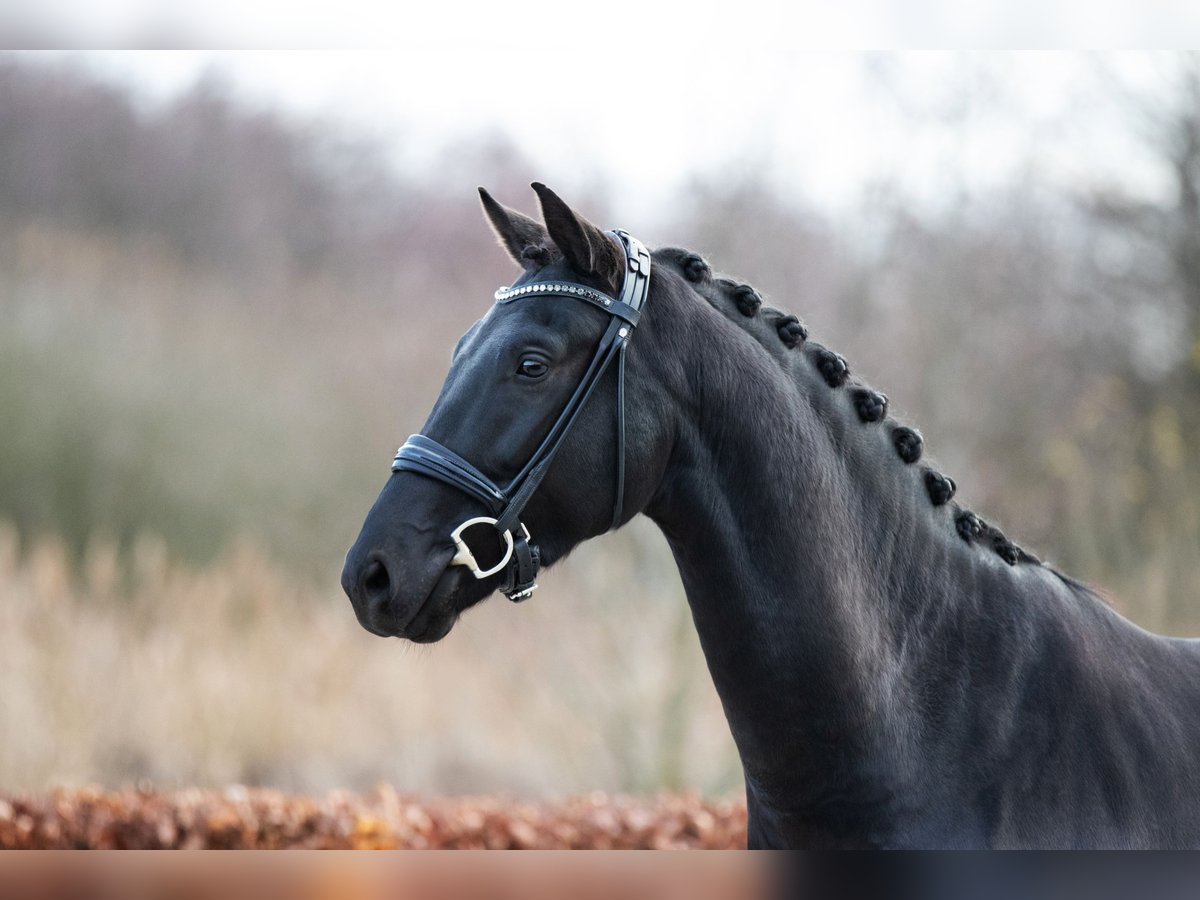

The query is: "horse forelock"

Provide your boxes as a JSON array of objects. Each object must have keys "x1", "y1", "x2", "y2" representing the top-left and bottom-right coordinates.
[{"x1": 520, "y1": 243, "x2": 557, "y2": 266}]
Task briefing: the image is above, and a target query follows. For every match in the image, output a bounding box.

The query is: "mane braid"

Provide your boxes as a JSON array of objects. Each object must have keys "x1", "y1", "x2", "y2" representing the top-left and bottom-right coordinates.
[{"x1": 654, "y1": 245, "x2": 1050, "y2": 574}]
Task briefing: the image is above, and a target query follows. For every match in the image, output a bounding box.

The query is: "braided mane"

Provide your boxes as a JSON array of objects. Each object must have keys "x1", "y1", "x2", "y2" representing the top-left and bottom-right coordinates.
[{"x1": 652, "y1": 246, "x2": 1039, "y2": 571}]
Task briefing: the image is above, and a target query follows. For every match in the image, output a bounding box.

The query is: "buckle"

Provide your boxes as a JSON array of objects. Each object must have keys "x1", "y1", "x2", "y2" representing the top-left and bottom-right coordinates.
[
  {"x1": 507, "y1": 584, "x2": 537, "y2": 602},
  {"x1": 503, "y1": 534, "x2": 540, "y2": 602},
  {"x1": 449, "y1": 517, "x2": 530, "y2": 580}
]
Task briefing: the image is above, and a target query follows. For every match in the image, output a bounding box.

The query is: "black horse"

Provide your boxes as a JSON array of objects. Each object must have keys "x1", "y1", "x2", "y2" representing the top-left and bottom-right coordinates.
[{"x1": 342, "y1": 184, "x2": 1200, "y2": 849}]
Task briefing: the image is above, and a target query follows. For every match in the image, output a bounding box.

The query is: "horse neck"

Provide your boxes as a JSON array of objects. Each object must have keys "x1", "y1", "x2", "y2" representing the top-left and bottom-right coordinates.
[{"x1": 640, "y1": 281, "x2": 989, "y2": 824}]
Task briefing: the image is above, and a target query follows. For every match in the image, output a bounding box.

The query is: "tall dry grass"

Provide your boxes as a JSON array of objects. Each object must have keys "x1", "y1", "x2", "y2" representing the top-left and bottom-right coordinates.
[{"x1": 0, "y1": 520, "x2": 740, "y2": 797}]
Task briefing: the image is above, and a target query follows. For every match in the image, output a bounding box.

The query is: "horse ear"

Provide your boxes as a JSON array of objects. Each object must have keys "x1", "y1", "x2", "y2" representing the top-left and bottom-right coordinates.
[
  {"x1": 478, "y1": 187, "x2": 551, "y2": 269},
  {"x1": 531, "y1": 182, "x2": 624, "y2": 295}
]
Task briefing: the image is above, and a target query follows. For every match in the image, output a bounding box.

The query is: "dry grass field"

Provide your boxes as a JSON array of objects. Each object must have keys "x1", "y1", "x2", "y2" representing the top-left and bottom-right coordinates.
[{"x1": 0, "y1": 522, "x2": 741, "y2": 798}]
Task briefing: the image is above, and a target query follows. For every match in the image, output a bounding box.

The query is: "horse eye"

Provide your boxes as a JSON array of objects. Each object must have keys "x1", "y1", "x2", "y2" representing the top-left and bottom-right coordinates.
[{"x1": 518, "y1": 359, "x2": 549, "y2": 379}]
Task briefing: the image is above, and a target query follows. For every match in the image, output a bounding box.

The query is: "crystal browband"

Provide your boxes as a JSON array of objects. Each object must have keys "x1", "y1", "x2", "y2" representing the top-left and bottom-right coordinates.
[{"x1": 494, "y1": 281, "x2": 642, "y2": 327}]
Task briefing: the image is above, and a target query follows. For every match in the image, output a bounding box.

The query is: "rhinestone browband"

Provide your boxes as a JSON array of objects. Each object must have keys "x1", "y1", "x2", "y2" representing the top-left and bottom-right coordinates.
[
  {"x1": 495, "y1": 282, "x2": 614, "y2": 305},
  {"x1": 494, "y1": 281, "x2": 641, "y2": 326}
]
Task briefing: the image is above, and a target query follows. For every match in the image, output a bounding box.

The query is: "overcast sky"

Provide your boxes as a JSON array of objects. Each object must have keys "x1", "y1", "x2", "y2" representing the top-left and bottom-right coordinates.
[{"x1": 10, "y1": 45, "x2": 1191, "y2": 222}]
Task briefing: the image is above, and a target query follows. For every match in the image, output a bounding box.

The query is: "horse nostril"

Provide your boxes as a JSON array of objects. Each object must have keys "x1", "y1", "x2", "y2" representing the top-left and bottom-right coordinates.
[{"x1": 361, "y1": 559, "x2": 392, "y2": 602}]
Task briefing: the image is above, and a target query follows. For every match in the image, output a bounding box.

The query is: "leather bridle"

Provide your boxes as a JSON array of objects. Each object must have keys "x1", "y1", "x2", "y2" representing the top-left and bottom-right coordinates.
[{"x1": 390, "y1": 230, "x2": 652, "y2": 601}]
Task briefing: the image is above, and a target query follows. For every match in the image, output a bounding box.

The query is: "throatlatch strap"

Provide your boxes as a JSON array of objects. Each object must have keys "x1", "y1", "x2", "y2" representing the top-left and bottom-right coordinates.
[{"x1": 611, "y1": 340, "x2": 628, "y2": 532}]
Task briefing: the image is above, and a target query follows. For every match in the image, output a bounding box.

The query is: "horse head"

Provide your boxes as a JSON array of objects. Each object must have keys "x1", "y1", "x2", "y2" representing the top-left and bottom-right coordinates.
[{"x1": 341, "y1": 184, "x2": 674, "y2": 642}]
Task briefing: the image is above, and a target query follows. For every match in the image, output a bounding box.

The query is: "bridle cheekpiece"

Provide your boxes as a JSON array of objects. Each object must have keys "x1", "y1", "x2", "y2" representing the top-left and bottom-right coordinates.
[{"x1": 390, "y1": 230, "x2": 651, "y2": 601}]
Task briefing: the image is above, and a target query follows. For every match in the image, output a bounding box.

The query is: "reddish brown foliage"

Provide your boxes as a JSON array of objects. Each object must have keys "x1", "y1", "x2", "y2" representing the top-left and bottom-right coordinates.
[{"x1": 0, "y1": 787, "x2": 747, "y2": 849}]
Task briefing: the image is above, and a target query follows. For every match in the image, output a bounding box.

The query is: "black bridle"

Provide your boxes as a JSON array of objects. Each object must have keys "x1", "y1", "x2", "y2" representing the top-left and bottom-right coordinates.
[{"x1": 391, "y1": 230, "x2": 652, "y2": 601}]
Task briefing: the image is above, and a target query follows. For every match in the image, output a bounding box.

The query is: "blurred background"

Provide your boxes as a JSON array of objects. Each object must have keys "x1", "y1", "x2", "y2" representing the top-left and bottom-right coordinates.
[{"x1": 1, "y1": 49, "x2": 1199, "y2": 800}]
